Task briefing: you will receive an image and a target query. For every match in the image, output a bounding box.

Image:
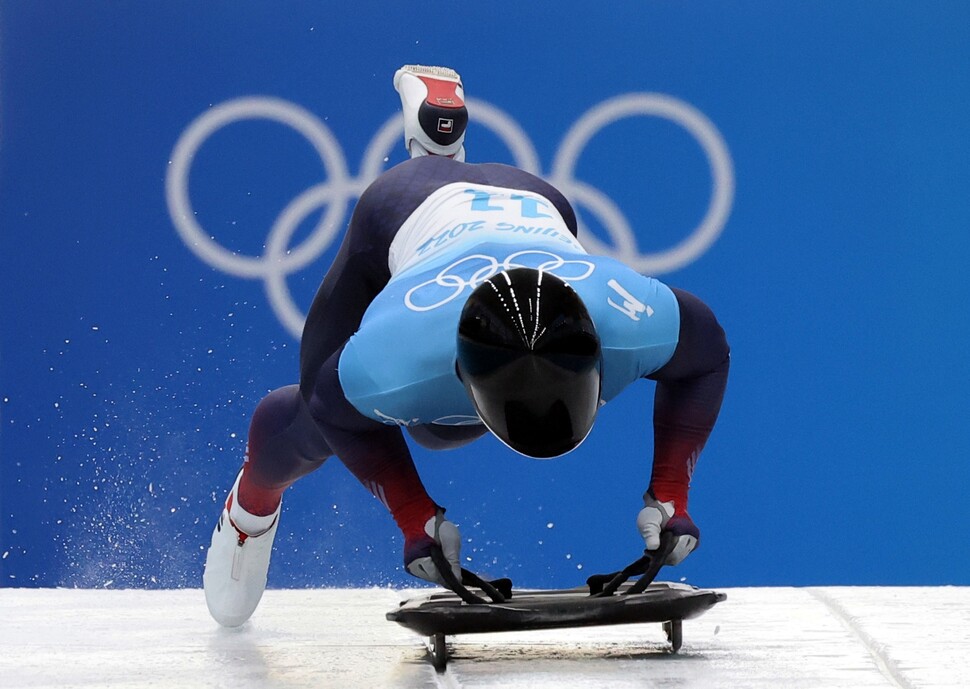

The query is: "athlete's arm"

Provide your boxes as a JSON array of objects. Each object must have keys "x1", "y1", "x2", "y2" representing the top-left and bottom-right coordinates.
[
  {"x1": 640, "y1": 288, "x2": 730, "y2": 563},
  {"x1": 298, "y1": 167, "x2": 461, "y2": 580},
  {"x1": 306, "y1": 347, "x2": 455, "y2": 580}
]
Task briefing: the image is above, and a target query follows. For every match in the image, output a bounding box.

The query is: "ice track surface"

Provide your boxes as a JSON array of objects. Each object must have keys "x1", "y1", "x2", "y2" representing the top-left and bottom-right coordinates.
[{"x1": 2, "y1": 587, "x2": 968, "y2": 688}]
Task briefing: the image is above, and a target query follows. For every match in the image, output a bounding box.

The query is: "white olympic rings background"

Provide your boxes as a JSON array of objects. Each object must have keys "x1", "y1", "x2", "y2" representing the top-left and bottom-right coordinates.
[
  {"x1": 165, "y1": 94, "x2": 734, "y2": 339},
  {"x1": 404, "y1": 251, "x2": 597, "y2": 312}
]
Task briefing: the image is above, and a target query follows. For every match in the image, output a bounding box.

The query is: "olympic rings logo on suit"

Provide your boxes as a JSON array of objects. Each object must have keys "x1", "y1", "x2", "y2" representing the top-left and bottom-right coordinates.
[
  {"x1": 165, "y1": 94, "x2": 734, "y2": 339},
  {"x1": 404, "y1": 250, "x2": 597, "y2": 312}
]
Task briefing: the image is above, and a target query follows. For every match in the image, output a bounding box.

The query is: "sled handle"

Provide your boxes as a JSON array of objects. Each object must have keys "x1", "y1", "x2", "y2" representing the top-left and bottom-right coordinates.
[
  {"x1": 461, "y1": 568, "x2": 512, "y2": 602},
  {"x1": 430, "y1": 544, "x2": 509, "y2": 604},
  {"x1": 587, "y1": 531, "x2": 676, "y2": 597}
]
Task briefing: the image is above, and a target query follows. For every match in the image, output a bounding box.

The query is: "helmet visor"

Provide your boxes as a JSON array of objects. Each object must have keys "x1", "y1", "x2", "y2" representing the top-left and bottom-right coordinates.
[
  {"x1": 457, "y1": 267, "x2": 602, "y2": 458},
  {"x1": 460, "y1": 342, "x2": 600, "y2": 459}
]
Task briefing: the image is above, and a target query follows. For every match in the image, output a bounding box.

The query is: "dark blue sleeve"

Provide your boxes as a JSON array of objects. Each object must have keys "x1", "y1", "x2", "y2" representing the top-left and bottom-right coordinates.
[{"x1": 645, "y1": 288, "x2": 730, "y2": 512}]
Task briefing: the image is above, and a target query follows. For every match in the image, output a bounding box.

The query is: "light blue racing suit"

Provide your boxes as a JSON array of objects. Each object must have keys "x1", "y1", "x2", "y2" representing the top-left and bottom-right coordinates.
[{"x1": 338, "y1": 181, "x2": 680, "y2": 429}]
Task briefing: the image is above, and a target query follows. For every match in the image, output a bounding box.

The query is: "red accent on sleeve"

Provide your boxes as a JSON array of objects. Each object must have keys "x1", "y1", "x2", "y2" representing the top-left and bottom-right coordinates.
[{"x1": 649, "y1": 438, "x2": 702, "y2": 513}]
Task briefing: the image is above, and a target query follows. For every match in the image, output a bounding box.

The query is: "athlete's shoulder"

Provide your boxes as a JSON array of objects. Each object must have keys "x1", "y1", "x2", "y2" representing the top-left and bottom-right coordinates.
[
  {"x1": 579, "y1": 254, "x2": 676, "y2": 324},
  {"x1": 590, "y1": 253, "x2": 670, "y2": 285}
]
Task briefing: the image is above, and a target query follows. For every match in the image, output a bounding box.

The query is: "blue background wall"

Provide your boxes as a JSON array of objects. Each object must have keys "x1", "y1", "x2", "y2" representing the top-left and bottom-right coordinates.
[{"x1": 2, "y1": 2, "x2": 968, "y2": 590}]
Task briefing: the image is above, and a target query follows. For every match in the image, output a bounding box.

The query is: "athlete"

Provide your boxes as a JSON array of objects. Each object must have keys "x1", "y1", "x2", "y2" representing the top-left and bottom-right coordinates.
[{"x1": 203, "y1": 66, "x2": 730, "y2": 626}]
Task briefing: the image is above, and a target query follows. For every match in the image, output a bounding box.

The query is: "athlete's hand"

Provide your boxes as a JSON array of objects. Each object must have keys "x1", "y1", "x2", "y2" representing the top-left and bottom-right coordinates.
[
  {"x1": 636, "y1": 491, "x2": 700, "y2": 565},
  {"x1": 404, "y1": 511, "x2": 462, "y2": 586}
]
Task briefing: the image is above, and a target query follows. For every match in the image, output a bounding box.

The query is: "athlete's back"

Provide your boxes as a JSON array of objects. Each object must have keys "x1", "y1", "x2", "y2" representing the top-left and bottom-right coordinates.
[{"x1": 337, "y1": 159, "x2": 681, "y2": 427}]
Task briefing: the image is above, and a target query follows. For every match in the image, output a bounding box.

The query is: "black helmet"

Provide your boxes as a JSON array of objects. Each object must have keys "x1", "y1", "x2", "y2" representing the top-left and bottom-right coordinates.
[{"x1": 456, "y1": 267, "x2": 602, "y2": 458}]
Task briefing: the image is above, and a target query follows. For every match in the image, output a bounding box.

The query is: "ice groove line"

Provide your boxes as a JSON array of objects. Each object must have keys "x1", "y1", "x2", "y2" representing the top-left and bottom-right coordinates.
[{"x1": 806, "y1": 588, "x2": 913, "y2": 689}]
